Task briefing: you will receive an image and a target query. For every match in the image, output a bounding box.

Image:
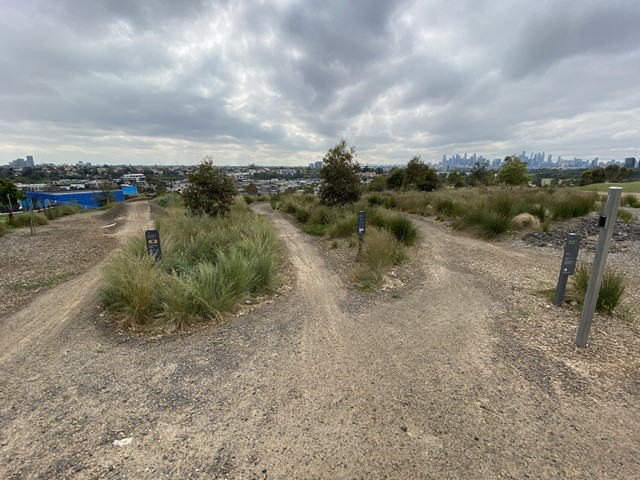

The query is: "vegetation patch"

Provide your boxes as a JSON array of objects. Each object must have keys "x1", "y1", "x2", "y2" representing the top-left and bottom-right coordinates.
[
  {"x1": 571, "y1": 263, "x2": 628, "y2": 315},
  {"x1": 9, "y1": 274, "x2": 70, "y2": 292},
  {"x1": 102, "y1": 203, "x2": 281, "y2": 332}
]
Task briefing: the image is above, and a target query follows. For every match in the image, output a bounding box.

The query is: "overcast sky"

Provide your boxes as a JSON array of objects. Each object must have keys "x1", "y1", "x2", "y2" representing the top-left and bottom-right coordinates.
[{"x1": 2, "y1": 0, "x2": 639, "y2": 166}]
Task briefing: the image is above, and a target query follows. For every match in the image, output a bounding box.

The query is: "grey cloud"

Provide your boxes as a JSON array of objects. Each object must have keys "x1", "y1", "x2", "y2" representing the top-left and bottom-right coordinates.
[{"x1": 505, "y1": 1, "x2": 640, "y2": 79}]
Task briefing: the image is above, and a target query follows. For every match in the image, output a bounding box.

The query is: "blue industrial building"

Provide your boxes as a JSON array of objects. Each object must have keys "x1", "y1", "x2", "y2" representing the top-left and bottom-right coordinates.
[{"x1": 26, "y1": 190, "x2": 125, "y2": 210}]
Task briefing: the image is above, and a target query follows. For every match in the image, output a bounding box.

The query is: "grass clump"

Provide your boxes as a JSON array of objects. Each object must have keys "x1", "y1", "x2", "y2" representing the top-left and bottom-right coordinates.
[
  {"x1": 153, "y1": 192, "x2": 183, "y2": 208},
  {"x1": 355, "y1": 227, "x2": 408, "y2": 290},
  {"x1": 368, "y1": 208, "x2": 419, "y2": 245},
  {"x1": 7, "y1": 212, "x2": 49, "y2": 228},
  {"x1": 572, "y1": 263, "x2": 627, "y2": 315},
  {"x1": 550, "y1": 192, "x2": 597, "y2": 220},
  {"x1": 102, "y1": 204, "x2": 280, "y2": 332},
  {"x1": 623, "y1": 194, "x2": 640, "y2": 208},
  {"x1": 44, "y1": 204, "x2": 83, "y2": 220},
  {"x1": 617, "y1": 209, "x2": 634, "y2": 224}
]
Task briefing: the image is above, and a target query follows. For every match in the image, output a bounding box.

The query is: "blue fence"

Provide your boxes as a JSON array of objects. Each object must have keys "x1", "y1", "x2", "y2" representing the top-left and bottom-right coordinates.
[{"x1": 26, "y1": 190, "x2": 125, "y2": 210}]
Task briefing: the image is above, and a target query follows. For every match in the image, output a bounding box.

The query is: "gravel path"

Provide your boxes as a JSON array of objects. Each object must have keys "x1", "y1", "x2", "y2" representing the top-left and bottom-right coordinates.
[{"x1": 0, "y1": 202, "x2": 638, "y2": 479}]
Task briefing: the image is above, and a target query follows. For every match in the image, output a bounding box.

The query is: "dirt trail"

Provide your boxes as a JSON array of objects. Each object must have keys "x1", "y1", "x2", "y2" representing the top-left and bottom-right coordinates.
[{"x1": 1, "y1": 203, "x2": 638, "y2": 479}]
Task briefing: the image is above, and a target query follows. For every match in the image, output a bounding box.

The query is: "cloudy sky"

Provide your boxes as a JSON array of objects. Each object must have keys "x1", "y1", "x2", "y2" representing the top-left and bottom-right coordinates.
[{"x1": 2, "y1": 0, "x2": 639, "y2": 166}]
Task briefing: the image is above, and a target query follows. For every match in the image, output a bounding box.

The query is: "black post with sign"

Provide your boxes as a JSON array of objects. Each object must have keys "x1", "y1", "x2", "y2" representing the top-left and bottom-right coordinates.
[
  {"x1": 357, "y1": 211, "x2": 366, "y2": 258},
  {"x1": 145, "y1": 229, "x2": 162, "y2": 260},
  {"x1": 553, "y1": 233, "x2": 581, "y2": 306}
]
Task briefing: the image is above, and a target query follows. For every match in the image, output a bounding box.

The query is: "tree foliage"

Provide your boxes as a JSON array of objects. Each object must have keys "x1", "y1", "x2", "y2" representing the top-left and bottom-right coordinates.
[
  {"x1": 497, "y1": 155, "x2": 529, "y2": 186},
  {"x1": 468, "y1": 160, "x2": 494, "y2": 186},
  {"x1": 0, "y1": 178, "x2": 23, "y2": 206},
  {"x1": 183, "y1": 157, "x2": 237, "y2": 217},
  {"x1": 403, "y1": 156, "x2": 440, "y2": 191},
  {"x1": 319, "y1": 140, "x2": 361, "y2": 205},
  {"x1": 386, "y1": 168, "x2": 405, "y2": 190},
  {"x1": 446, "y1": 171, "x2": 466, "y2": 188}
]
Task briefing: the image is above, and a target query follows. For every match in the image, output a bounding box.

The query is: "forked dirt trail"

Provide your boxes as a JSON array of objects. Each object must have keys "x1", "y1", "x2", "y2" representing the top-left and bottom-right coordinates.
[{"x1": 1, "y1": 202, "x2": 638, "y2": 478}]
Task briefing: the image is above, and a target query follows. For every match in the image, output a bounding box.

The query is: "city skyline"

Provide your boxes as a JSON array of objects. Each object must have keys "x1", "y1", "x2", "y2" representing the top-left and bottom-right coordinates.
[{"x1": 1, "y1": 1, "x2": 639, "y2": 166}]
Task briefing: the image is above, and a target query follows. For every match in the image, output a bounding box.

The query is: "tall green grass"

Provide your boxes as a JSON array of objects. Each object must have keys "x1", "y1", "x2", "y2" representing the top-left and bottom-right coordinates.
[
  {"x1": 7, "y1": 212, "x2": 49, "y2": 227},
  {"x1": 102, "y1": 204, "x2": 281, "y2": 332},
  {"x1": 572, "y1": 263, "x2": 627, "y2": 315},
  {"x1": 356, "y1": 227, "x2": 408, "y2": 290},
  {"x1": 153, "y1": 192, "x2": 183, "y2": 208},
  {"x1": 44, "y1": 204, "x2": 83, "y2": 220}
]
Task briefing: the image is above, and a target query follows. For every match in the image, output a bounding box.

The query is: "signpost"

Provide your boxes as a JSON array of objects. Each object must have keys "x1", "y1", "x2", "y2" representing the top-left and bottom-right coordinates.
[
  {"x1": 576, "y1": 187, "x2": 623, "y2": 348},
  {"x1": 553, "y1": 233, "x2": 581, "y2": 306},
  {"x1": 145, "y1": 229, "x2": 162, "y2": 259},
  {"x1": 357, "y1": 211, "x2": 366, "y2": 257}
]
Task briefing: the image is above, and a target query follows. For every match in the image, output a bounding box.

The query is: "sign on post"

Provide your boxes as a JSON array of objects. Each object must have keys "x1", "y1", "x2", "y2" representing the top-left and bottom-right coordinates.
[
  {"x1": 145, "y1": 229, "x2": 162, "y2": 259},
  {"x1": 357, "y1": 211, "x2": 366, "y2": 237},
  {"x1": 553, "y1": 233, "x2": 581, "y2": 306}
]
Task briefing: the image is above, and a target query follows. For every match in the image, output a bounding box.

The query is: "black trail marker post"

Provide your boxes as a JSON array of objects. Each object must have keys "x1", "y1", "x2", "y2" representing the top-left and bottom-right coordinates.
[
  {"x1": 145, "y1": 229, "x2": 162, "y2": 260},
  {"x1": 553, "y1": 233, "x2": 581, "y2": 306},
  {"x1": 357, "y1": 210, "x2": 366, "y2": 257},
  {"x1": 576, "y1": 186, "x2": 623, "y2": 348}
]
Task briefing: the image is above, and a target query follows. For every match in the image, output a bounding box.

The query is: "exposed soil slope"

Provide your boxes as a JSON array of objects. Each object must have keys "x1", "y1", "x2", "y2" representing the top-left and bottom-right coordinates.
[{"x1": 1, "y1": 202, "x2": 638, "y2": 479}]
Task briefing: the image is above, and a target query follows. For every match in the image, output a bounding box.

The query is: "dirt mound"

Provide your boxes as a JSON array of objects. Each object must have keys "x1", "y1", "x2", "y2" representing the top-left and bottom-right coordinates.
[{"x1": 98, "y1": 202, "x2": 129, "y2": 223}]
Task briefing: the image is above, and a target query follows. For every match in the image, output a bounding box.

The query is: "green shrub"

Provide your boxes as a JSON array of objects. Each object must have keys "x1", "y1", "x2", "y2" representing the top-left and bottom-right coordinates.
[
  {"x1": 623, "y1": 194, "x2": 640, "y2": 208},
  {"x1": 368, "y1": 208, "x2": 418, "y2": 246},
  {"x1": 617, "y1": 209, "x2": 634, "y2": 224},
  {"x1": 153, "y1": 193, "x2": 183, "y2": 208},
  {"x1": 102, "y1": 206, "x2": 280, "y2": 332},
  {"x1": 7, "y1": 212, "x2": 49, "y2": 228},
  {"x1": 572, "y1": 263, "x2": 627, "y2": 314},
  {"x1": 327, "y1": 214, "x2": 357, "y2": 238},
  {"x1": 243, "y1": 194, "x2": 255, "y2": 204},
  {"x1": 355, "y1": 227, "x2": 407, "y2": 290},
  {"x1": 465, "y1": 210, "x2": 514, "y2": 239},
  {"x1": 550, "y1": 192, "x2": 597, "y2": 220},
  {"x1": 303, "y1": 223, "x2": 328, "y2": 236}
]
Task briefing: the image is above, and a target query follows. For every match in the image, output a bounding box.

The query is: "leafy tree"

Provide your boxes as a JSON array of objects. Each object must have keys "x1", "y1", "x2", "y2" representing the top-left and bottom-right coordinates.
[
  {"x1": 319, "y1": 140, "x2": 361, "y2": 205},
  {"x1": 403, "y1": 156, "x2": 440, "y2": 191},
  {"x1": 367, "y1": 176, "x2": 387, "y2": 192},
  {"x1": 447, "y1": 171, "x2": 466, "y2": 188},
  {"x1": 183, "y1": 157, "x2": 237, "y2": 217},
  {"x1": 0, "y1": 178, "x2": 23, "y2": 207},
  {"x1": 468, "y1": 160, "x2": 494, "y2": 186},
  {"x1": 94, "y1": 181, "x2": 117, "y2": 207},
  {"x1": 245, "y1": 183, "x2": 259, "y2": 196},
  {"x1": 497, "y1": 155, "x2": 529, "y2": 186},
  {"x1": 386, "y1": 168, "x2": 405, "y2": 190}
]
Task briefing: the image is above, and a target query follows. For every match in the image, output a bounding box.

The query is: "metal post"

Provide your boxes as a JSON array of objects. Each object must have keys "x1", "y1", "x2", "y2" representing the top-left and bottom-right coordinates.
[
  {"x1": 6, "y1": 193, "x2": 13, "y2": 219},
  {"x1": 576, "y1": 187, "x2": 623, "y2": 347},
  {"x1": 29, "y1": 198, "x2": 36, "y2": 236}
]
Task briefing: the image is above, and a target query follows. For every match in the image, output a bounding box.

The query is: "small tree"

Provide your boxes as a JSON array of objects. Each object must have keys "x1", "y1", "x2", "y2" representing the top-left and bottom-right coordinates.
[
  {"x1": 183, "y1": 157, "x2": 237, "y2": 217},
  {"x1": 319, "y1": 140, "x2": 361, "y2": 205},
  {"x1": 245, "y1": 183, "x2": 259, "y2": 196},
  {"x1": 497, "y1": 155, "x2": 529, "y2": 186},
  {"x1": 468, "y1": 160, "x2": 494, "y2": 186},
  {"x1": 0, "y1": 178, "x2": 24, "y2": 214},
  {"x1": 403, "y1": 156, "x2": 440, "y2": 191},
  {"x1": 447, "y1": 171, "x2": 466, "y2": 188},
  {"x1": 386, "y1": 168, "x2": 405, "y2": 190}
]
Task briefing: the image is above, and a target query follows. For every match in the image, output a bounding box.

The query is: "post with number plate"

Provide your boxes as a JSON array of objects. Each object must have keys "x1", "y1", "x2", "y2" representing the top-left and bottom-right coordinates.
[
  {"x1": 357, "y1": 211, "x2": 366, "y2": 258},
  {"x1": 145, "y1": 229, "x2": 162, "y2": 260},
  {"x1": 553, "y1": 233, "x2": 581, "y2": 306},
  {"x1": 576, "y1": 186, "x2": 623, "y2": 348}
]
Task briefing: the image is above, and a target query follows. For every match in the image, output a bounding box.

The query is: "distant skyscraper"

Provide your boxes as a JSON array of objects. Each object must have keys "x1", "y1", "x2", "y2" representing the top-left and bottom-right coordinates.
[
  {"x1": 624, "y1": 157, "x2": 637, "y2": 168},
  {"x1": 25, "y1": 155, "x2": 34, "y2": 167}
]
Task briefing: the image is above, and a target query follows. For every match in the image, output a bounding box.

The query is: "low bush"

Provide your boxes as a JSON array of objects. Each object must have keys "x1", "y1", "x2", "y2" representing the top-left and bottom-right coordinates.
[
  {"x1": 44, "y1": 204, "x2": 83, "y2": 220},
  {"x1": 368, "y1": 208, "x2": 419, "y2": 246},
  {"x1": 153, "y1": 193, "x2": 183, "y2": 208},
  {"x1": 7, "y1": 212, "x2": 49, "y2": 228},
  {"x1": 355, "y1": 227, "x2": 407, "y2": 290},
  {"x1": 550, "y1": 192, "x2": 597, "y2": 220},
  {"x1": 617, "y1": 209, "x2": 634, "y2": 224},
  {"x1": 102, "y1": 205, "x2": 280, "y2": 332},
  {"x1": 623, "y1": 194, "x2": 640, "y2": 208},
  {"x1": 572, "y1": 263, "x2": 627, "y2": 315}
]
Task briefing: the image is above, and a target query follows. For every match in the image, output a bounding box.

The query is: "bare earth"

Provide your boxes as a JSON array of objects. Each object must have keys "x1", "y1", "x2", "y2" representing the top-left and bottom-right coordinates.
[{"x1": 0, "y1": 201, "x2": 638, "y2": 479}]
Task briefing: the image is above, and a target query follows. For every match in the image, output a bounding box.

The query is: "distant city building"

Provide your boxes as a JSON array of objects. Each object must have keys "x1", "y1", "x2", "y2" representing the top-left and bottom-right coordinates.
[
  {"x1": 624, "y1": 157, "x2": 637, "y2": 168},
  {"x1": 26, "y1": 155, "x2": 34, "y2": 166}
]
